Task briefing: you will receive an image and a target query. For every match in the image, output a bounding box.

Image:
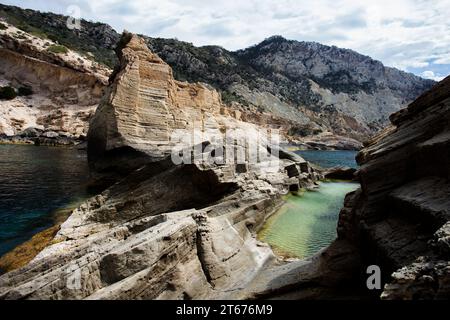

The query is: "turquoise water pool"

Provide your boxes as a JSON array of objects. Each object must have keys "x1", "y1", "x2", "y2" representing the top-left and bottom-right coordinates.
[{"x1": 258, "y1": 181, "x2": 359, "y2": 259}]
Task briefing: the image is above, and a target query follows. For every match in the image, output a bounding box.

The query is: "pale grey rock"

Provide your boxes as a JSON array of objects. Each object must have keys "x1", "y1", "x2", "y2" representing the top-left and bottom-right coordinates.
[{"x1": 0, "y1": 33, "x2": 323, "y2": 300}]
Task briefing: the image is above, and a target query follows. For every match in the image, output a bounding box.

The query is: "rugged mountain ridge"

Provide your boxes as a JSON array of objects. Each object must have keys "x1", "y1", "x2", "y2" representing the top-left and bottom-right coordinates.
[{"x1": 0, "y1": 3, "x2": 435, "y2": 145}]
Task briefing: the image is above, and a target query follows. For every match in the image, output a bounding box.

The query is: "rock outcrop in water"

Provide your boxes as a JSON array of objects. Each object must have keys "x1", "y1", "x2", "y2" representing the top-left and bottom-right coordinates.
[
  {"x1": 0, "y1": 33, "x2": 323, "y2": 299},
  {"x1": 338, "y1": 75, "x2": 450, "y2": 299}
]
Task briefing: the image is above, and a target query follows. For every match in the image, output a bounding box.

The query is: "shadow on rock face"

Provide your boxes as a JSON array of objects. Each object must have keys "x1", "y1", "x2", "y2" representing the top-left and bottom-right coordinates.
[{"x1": 87, "y1": 160, "x2": 239, "y2": 224}]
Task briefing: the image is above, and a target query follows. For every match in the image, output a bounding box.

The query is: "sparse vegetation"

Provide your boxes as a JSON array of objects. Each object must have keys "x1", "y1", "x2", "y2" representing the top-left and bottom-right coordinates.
[
  {"x1": 17, "y1": 86, "x2": 33, "y2": 96},
  {"x1": 0, "y1": 22, "x2": 7, "y2": 30},
  {"x1": 0, "y1": 5, "x2": 117, "y2": 67},
  {"x1": 221, "y1": 91, "x2": 248, "y2": 106},
  {"x1": 47, "y1": 44, "x2": 68, "y2": 54},
  {"x1": 30, "y1": 30, "x2": 48, "y2": 39},
  {"x1": 0, "y1": 86, "x2": 17, "y2": 100}
]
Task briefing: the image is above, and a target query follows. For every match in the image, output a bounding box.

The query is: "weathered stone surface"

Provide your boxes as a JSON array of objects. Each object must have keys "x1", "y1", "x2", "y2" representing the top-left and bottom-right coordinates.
[
  {"x1": 0, "y1": 33, "x2": 322, "y2": 300},
  {"x1": 0, "y1": 22, "x2": 108, "y2": 141},
  {"x1": 337, "y1": 75, "x2": 450, "y2": 299},
  {"x1": 381, "y1": 258, "x2": 450, "y2": 300},
  {"x1": 1, "y1": 27, "x2": 446, "y2": 301},
  {"x1": 324, "y1": 167, "x2": 357, "y2": 180}
]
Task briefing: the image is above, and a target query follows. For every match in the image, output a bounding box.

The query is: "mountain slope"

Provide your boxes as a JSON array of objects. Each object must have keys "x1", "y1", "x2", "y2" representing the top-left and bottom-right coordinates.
[
  {"x1": 147, "y1": 35, "x2": 434, "y2": 140},
  {"x1": 0, "y1": 20, "x2": 109, "y2": 143},
  {"x1": 0, "y1": 3, "x2": 435, "y2": 145}
]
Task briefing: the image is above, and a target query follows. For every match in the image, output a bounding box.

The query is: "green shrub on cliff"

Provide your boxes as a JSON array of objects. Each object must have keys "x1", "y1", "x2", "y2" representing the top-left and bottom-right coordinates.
[
  {"x1": 47, "y1": 44, "x2": 68, "y2": 54},
  {"x1": 18, "y1": 86, "x2": 33, "y2": 96},
  {"x1": 0, "y1": 22, "x2": 7, "y2": 30},
  {"x1": 0, "y1": 5, "x2": 117, "y2": 68},
  {"x1": 0, "y1": 86, "x2": 17, "y2": 100}
]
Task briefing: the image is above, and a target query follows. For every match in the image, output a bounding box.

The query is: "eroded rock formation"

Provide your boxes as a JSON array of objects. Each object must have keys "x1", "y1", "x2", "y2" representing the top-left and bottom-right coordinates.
[
  {"x1": 338, "y1": 76, "x2": 450, "y2": 299},
  {"x1": 0, "y1": 33, "x2": 322, "y2": 299},
  {"x1": 1, "y1": 30, "x2": 447, "y2": 301},
  {"x1": 0, "y1": 21, "x2": 109, "y2": 143}
]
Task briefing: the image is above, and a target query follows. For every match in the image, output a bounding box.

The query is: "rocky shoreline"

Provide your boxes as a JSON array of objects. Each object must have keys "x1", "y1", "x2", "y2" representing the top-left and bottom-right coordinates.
[
  {"x1": 0, "y1": 199, "x2": 91, "y2": 275},
  {"x1": 288, "y1": 134, "x2": 363, "y2": 151},
  {"x1": 0, "y1": 32, "x2": 447, "y2": 300},
  {"x1": 0, "y1": 33, "x2": 324, "y2": 299},
  {"x1": 0, "y1": 130, "x2": 86, "y2": 147}
]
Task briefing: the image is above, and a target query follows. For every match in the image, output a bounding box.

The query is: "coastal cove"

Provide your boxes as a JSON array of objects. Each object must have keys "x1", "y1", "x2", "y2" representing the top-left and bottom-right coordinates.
[
  {"x1": 258, "y1": 150, "x2": 359, "y2": 259},
  {"x1": 0, "y1": 19, "x2": 446, "y2": 299},
  {"x1": 258, "y1": 181, "x2": 359, "y2": 259},
  {"x1": 0, "y1": 145, "x2": 358, "y2": 270},
  {"x1": 0, "y1": 145, "x2": 92, "y2": 260}
]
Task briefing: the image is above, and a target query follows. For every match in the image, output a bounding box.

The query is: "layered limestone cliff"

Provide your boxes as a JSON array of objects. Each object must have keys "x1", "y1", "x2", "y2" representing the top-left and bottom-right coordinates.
[
  {"x1": 0, "y1": 33, "x2": 323, "y2": 299},
  {"x1": 338, "y1": 76, "x2": 450, "y2": 299},
  {"x1": 0, "y1": 21, "x2": 109, "y2": 144}
]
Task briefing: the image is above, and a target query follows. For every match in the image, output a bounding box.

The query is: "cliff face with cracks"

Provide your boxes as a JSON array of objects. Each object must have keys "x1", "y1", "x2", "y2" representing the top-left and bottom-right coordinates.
[
  {"x1": 0, "y1": 33, "x2": 324, "y2": 299},
  {"x1": 338, "y1": 76, "x2": 450, "y2": 299},
  {"x1": 0, "y1": 21, "x2": 109, "y2": 143}
]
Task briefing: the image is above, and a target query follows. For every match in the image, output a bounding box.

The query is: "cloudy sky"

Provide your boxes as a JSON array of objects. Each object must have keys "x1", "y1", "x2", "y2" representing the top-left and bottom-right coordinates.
[{"x1": 3, "y1": 0, "x2": 450, "y2": 80}]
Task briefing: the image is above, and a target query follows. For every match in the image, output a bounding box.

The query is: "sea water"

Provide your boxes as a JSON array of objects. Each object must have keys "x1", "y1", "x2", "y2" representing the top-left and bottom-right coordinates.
[
  {"x1": 295, "y1": 150, "x2": 358, "y2": 168},
  {"x1": 0, "y1": 145, "x2": 90, "y2": 257}
]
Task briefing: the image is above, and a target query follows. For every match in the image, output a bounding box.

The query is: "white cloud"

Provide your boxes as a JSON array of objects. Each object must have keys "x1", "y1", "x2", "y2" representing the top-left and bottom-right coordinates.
[
  {"x1": 421, "y1": 71, "x2": 444, "y2": 81},
  {"x1": 433, "y1": 53, "x2": 450, "y2": 65},
  {"x1": 3, "y1": 0, "x2": 450, "y2": 78}
]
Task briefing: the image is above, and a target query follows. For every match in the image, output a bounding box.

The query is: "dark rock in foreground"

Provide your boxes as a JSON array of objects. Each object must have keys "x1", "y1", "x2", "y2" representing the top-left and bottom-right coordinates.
[
  {"x1": 324, "y1": 167, "x2": 357, "y2": 181},
  {"x1": 338, "y1": 75, "x2": 450, "y2": 299}
]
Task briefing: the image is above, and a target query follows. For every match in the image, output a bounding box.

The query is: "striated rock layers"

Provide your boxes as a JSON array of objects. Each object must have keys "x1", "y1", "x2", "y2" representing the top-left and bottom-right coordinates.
[
  {"x1": 0, "y1": 3, "x2": 435, "y2": 147},
  {"x1": 0, "y1": 22, "x2": 109, "y2": 143},
  {"x1": 0, "y1": 33, "x2": 323, "y2": 299},
  {"x1": 1, "y1": 31, "x2": 446, "y2": 301},
  {"x1": 338, "y1": 76, "x2": 450, "y2": 299}
]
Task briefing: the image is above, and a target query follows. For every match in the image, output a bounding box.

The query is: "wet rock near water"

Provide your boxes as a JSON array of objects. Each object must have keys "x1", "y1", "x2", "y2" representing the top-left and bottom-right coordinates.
[
  {"x1": 337, "y1": 75, "x2": 450, "y2": 299},
  {"x1": 1, "y1": 31, "x2": 447, "y2": 301},
  {"x1": 0, "y1": 128, "x2": 84, "y2": 146},
  {"x1": 324, "y1": 167, "x2": 357, "y2": 181},
  {"x1": 0, "y1": 33, "x2": 324, "y2": 300}
]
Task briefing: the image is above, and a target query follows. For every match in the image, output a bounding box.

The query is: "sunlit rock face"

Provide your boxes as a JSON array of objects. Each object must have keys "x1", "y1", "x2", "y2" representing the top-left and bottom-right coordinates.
[
  {"x1": 88, "y1": 33, "x2": 222, "y2": 171},
  {"x1": 0, "y1": 21, "x2": 108, "y2": 142}
]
